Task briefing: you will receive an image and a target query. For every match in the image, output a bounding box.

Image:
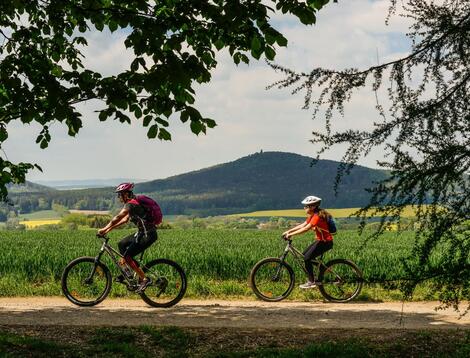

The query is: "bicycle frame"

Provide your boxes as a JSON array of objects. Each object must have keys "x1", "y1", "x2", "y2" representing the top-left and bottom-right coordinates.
[
  {"x1": 278, "y1": 239, "x2": 328, "y2": 277},
  {"x1": 88, "y1": 236, "x2": 137, "y2": 283}
]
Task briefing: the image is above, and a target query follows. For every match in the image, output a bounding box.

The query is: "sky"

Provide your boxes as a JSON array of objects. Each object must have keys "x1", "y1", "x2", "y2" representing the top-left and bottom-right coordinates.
[{"x1": 5, "y1": 0, "x2": 413, "y2": 182}]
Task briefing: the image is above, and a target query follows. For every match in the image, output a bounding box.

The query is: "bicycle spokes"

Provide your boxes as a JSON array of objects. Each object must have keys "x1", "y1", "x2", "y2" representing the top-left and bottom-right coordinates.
[
  {"x1": 62, "y1": 258, "x2": 111, "y2": 305},
  {"x1": 140, "y1": 259, "x2": 186, "y2": 307},
  {"x1": 319, "y1": 260, "x2": 363, "y2": 302},
  {"x1": 251, "y1": 259, "x2": 294, "y2": 301}
]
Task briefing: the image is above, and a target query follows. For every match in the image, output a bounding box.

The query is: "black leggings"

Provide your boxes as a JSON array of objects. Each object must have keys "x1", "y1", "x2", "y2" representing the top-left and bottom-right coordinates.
[
  {"x1": 118, "y1": 230, "x2": 157, "y2": 259},
  {"x1": 303, "y1": 240, "x2": 333, "y2": 282}
]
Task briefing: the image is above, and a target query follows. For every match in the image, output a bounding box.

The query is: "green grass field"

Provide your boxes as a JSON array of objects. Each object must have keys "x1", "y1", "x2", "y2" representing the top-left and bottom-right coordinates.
[{"x1": 0, "y1": 228, "x2": 439, "y2": 300}]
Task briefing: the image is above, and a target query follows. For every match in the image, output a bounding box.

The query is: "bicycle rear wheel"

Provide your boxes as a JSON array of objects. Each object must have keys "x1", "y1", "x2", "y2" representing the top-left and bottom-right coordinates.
[
  {"x1": 61, "y1": 256, "x2": 112, "y2": 307},
  {"x1": 139, "y1": 259, "x2": 187, "y2": 308},
  {"x1": 249, "y1": 257, "x2": 295, "y2": 302},
  {"x1": 318, "y1": 259, "x2": 363, "y2": 303}
]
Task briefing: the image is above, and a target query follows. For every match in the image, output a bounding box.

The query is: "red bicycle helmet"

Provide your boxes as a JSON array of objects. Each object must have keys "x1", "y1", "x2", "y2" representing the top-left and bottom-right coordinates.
[{"x1": 115, "y1": 182, "x2": 134, "y2": 193}]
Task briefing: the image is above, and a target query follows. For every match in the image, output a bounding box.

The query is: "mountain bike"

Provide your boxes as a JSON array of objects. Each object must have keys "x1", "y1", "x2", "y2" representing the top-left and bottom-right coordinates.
[
  {"x1": 249, "y1": 237, "x2": 363, "y2": 303},
  {"x1": 61, "y1": 234, "x2": 187, "y2": 308}
]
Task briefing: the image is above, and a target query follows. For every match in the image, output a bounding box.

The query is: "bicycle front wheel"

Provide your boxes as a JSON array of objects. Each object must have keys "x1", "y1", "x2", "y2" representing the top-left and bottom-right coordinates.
[
  {"x1": 61, "y1": 256, "x2": 112, "y2": 307},
  {"x1": 318, "y1": 259, "x2": 363, "y2": 303},
  {"x1": 140, "y1": 259, "x2": 187, "y2": 308},
  {"x1": 249, "y1": 257, "x2": 295, "y2": 302}
]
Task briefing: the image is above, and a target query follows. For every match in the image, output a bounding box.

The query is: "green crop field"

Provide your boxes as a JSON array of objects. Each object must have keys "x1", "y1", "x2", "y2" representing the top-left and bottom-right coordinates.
[{"x1": 0, "y1": 229, "x2": 439, "y2": 300}]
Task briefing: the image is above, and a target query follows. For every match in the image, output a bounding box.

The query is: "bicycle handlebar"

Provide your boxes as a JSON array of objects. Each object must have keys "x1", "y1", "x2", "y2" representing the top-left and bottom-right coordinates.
[
  {"x1": 281, "y1": 235, "x2": 292, "y2": 243},
  {"x1": 96, "y1": 233, "x2": 109, "y2": 241}
]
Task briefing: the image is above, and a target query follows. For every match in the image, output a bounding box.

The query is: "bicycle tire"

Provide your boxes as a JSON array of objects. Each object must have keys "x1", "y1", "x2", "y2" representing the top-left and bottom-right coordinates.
[
  {"x1": 249, "y1": 257, "x2": 295, "y2": 302},
  {"x1": 318, "y1": 258, "x2": 363, "y2": 303},
  {"x1": 61, "y1": 256, "x2": 112, "y2": 307},
  {"x1": 139, "y1": 258, "x2": 187, "y2": 308}
]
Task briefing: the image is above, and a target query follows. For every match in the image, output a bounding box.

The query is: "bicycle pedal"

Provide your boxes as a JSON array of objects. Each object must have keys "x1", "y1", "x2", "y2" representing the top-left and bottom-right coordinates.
[{"x1": 114, "y1": 275, "x2": 125, "y2": 284}]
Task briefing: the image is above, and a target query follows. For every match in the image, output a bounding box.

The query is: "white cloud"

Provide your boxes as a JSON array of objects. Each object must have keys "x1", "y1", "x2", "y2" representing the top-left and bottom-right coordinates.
[{"x1": 6, "y1": 0, "x2": 413, "y2": 181}]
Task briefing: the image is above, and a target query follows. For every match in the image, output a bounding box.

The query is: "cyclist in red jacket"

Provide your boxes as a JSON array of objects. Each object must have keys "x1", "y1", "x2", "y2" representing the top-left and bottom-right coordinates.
[
  {"x1": 98, "y1": 183, "x2": 157, "y2": 293},
  {"x1": 282, "y1": 195, "x2": 333, "y2": 289}
]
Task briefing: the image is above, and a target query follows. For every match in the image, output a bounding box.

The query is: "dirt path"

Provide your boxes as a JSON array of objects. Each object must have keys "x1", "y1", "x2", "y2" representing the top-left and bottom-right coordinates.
[{"x1": 0, "y1": 297, "x2": 469, "y2": 329}]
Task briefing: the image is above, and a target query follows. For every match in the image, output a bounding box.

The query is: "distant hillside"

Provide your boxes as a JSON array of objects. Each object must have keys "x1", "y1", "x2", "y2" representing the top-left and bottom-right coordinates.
[
  {"x1": 34, "y1": 178, "x2": 148, "y2": 190},
  {"x1": 8, "y1": 152, "x2": 389, "y2": 216},
  {"x1": 136, "y1": 152, "x2": 388, "y2": 215},
  {"x1": 8, "y1": 181, "x2": 56, "y2": 194}
]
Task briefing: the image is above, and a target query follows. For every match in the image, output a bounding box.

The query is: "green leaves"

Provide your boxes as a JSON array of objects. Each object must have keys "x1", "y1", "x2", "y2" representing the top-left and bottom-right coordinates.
[
  {"x1": 35, "y1": 126, "x2": 51, "y2": 149},
  {"x1": 147, "y1": 123, "x2": 172, "y2": 140},
  {"x1": 0, "y1": 0, "x2": 332, "y2": 196},
  {"x1": 147, "y1": 124, "x2": 159, "y2": 139},
  {"x1": 190, "y1": 120, "x2": 204, "y2": 135},
  {"x1": 251, "y1": 35, "x2": 264, "y2": 60},
  {"x1": 51, "y1": 65, "x2": 63, "y2": 77},
  {"x1": 0, "y1": 127, "x2": 8, "y2": 142}
]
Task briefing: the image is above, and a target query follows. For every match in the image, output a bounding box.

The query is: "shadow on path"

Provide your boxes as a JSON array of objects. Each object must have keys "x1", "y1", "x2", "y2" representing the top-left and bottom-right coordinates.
[{"x1": 1, "y1": 300, "x2": 469, "y2": 329}]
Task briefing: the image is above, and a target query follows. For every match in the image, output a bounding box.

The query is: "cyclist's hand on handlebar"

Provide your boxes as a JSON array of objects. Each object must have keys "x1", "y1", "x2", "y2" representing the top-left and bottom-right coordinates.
[{"x1": 97, "y1": 228, "x2": 108, "y2": 238}]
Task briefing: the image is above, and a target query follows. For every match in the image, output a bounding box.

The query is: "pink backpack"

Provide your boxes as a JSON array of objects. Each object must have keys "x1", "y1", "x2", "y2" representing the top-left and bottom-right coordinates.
[{"x1": 133, "y1": 195, "x2": 163, "y2": 226}]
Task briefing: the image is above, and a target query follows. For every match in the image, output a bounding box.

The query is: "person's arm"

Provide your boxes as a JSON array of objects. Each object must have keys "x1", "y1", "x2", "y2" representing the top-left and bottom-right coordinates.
[
  {"x1": 286, "y1": 223, "x2": 312, "y2": 239},
  {"x1": 282, "y1": 221, "x2": 308, "y2": 236},
  {"x1": 98, "y1": 207, "x2": 130, "y2": 235}
]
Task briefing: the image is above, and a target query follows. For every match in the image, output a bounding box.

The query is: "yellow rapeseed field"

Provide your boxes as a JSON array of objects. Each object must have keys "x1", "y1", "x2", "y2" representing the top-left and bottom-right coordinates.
[
  {"x1": 230, "y1": 205, "x2": 421, "y2": 218},
  {"x1": 20, "y1": 219, "x2": 61, "y2": 228}
]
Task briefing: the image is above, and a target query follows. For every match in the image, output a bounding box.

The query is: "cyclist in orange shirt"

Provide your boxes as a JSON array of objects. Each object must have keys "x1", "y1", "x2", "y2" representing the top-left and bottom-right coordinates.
[{"x1": 282, "y1": 195, "x2": 333, "y2": 289}]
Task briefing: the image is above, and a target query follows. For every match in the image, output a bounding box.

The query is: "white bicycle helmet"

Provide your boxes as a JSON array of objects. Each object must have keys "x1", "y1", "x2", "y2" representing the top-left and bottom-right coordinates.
[{"x1": 301, "y1": 195, "x2": 322, "y2": 207}]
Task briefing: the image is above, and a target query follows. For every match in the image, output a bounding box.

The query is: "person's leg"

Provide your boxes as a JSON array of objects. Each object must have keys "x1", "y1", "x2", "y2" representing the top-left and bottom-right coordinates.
[
  {"x1": 311, "y1": 241, "x2": 333, "y2": 260},
  {"x1": 132, "y1": 231, "x2": 158, "y2": 293},
  {"x1": 118, "y1": 233, "x2": 136, "y2": 256},
  {"x1": 124, "y1": 231, "x2": 158, "y2": 281},
  {"x1": 303, "y1": 241, "x2": 320, "y2": 283},
  {"x1": 115, "y1": 233, "x2": 138, "y2": 282}
]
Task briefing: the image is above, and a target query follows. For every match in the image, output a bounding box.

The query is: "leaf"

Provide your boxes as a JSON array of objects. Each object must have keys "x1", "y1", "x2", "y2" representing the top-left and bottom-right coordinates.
[
  {"x1": 158, "y1": 128, "x2": 172, "y2": 140},
  {"x1": 180, "y1": 111, "x2": 189, "y2": 123},
  {"x1": 130, "y1": 58, "x2": 140, "y2": 72},
  {"x1": 95, "y1": 21, "x2": 104, "y2": 32},
  {"x1": 265, "y1": 46, "x2": 276, "y2": 61},
  {"x1": 134, "y1": 106, "x2": 142, "y2": 119},
  {"x1": 98, "y1": 111, "x2": 108, "y2": 122},
  {"x1": 108, "y1": 21, "x2": 118, "y2": 32},
  {"x1": 204, "y1": 118, "x2": 217, "y2": 128},
  {"x1": 240, "y1": 54, "x2": 249, "y2": 64},
  {"x1": 0, "y1": 127, "x2": 8, "y2": 142},
  {"x1": 40, "y1": 139, "x2": 48, "y2": 149},
  {"x1": 51, "y1": 52, "x2": 60, "y2": 62},
  {"x1": 214, "y1": 39, "x2": 224, "y2": 50},
  {"x1": 190, "y1": 120, "x2": 204, "y2": 135},
  {"x1": 234, "y1": 52, "x2": 241, "y2": 65},
  {"x1": 143, "y1": 115, "x2": 152, "y2": 127},
  {"x1": 276, "y1": 35, "x2": 288, "y2": 47},
  {"x1": 51, "y1": 65, "x2": 63, "y2": 77},
  {"x1": 147, "y1": 124, "x2": 158, "y2": 138},
  {"x1": 201, "y1": 52, "x2": 214, "y2": 66},
  {"x1": 251, "y1": 36, "x2": 262, "y2": 53},
  {"x1": 156, "y1": 117, "x2": 169, "y2": 127}
]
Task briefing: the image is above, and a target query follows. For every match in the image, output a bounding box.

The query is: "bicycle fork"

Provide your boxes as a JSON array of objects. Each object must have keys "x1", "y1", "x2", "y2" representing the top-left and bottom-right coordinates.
[
  {"x1": 85, "y1": 245, "x2": 106, "y2": 284},
  {"x1": 272, "y1": 246, "x2": 290, "y2": 281}
]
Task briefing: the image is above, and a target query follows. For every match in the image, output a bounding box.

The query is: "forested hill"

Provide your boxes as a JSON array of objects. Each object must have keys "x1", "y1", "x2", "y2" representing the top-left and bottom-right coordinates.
[
  {"x1": 135, "y1": 151, "x2": 388, "y2": 215},
  {"x1": 10, "y1": 152, "x2": 388, "y2": 216},
  {"x1": 8, "y1": 181, "x2": 56, "y2": 194}
]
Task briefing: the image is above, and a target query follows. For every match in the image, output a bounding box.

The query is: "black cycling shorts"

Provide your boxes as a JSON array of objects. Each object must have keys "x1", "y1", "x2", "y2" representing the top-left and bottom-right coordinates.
[{"x1": 118, "y1": 230, "x2": 157, "y2": 258}]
